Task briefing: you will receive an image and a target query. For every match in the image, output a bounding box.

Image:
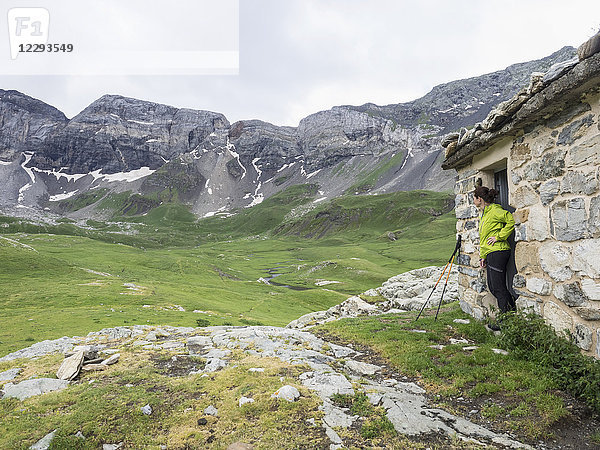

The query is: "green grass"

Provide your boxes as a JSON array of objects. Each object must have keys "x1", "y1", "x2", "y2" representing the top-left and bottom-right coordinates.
[
  {"x1": 0, "y1": 189, "x2": 456, "y2": 357},
  {"x1": 0, "y1": 351, "x2": 330, "y2": 449}
]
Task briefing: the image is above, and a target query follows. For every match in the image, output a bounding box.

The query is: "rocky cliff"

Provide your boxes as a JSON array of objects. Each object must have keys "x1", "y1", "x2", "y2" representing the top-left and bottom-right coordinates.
[{"x1": 0, "y1": 47, "x2": 576, "y2": 220}]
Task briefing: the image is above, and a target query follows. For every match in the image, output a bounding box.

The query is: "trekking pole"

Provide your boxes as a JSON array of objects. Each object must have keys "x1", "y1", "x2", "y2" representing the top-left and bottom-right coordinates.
[
  {"x1": 415, "y1": 235, "x2": 461, "y2": 322},
  {"x1": 434, "y1": 235, "x2": 461, "y2": 321},
  {"x1": 414, "y1": 261, "x2": 450, "y2": 322}
]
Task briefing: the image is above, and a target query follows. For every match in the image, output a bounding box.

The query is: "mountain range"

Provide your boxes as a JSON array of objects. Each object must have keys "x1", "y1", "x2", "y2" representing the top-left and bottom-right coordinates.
[{"x1": 0, "y1": 46, "x2": 576, "y2": 221}]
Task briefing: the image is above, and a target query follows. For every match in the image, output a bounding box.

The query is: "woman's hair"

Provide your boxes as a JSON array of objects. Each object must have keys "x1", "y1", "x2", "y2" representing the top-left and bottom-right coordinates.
[{"x1": 473, "y1": 186, "x2": 498, "y2": 203}]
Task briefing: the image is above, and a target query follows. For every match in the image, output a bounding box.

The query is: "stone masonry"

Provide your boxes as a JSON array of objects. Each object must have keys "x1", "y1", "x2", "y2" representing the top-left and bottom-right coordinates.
[{"x1": 443, "y1": 32, "x2": 600, "y2": 359}]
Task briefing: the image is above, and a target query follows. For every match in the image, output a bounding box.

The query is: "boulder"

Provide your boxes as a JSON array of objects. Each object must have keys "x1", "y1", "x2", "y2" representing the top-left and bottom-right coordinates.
[
  {"x1": 56, "y1": 351, "x2": 84, "y2": 381},
  {"x1": 238, "y1": 396, "x2": 255, "y2": 407},
  {"x1": 204, "y1": 405, "x2": 218, "y2": 416},
  {"x1": 271, "y1": 385, "x2": 301, "y2": 402}
]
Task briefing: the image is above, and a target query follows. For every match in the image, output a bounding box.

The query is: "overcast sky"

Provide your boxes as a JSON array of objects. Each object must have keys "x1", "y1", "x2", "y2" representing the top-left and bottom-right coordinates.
[{"x1": 1, "y1": 0, "x2": 599, "y2": 127}]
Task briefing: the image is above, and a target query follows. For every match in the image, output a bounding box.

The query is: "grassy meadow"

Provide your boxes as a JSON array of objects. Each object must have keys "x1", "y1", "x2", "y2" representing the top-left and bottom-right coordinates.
[{"x1": 0, "y1": 189, "x2": 456, "y2": 356}]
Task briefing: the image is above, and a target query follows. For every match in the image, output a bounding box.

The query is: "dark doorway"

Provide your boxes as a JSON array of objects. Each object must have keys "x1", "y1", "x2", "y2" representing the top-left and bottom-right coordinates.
[{"x1": 494, "y1": 168, "x2": 518, "y2": 307}]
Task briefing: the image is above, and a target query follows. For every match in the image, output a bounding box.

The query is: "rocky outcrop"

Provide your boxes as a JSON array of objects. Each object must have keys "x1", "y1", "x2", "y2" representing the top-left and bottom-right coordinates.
[{"x1": 287, "y1": 265, "x2": 459, "y2": 329}]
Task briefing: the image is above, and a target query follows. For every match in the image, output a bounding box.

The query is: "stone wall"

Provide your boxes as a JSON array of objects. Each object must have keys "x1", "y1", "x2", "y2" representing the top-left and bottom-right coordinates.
[{"x1": 454, "y1": 91, "x2": 600, "y2": 358}]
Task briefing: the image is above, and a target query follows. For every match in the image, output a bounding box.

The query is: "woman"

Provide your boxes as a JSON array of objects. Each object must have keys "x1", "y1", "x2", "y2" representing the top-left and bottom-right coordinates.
[{"x1": 473, "y1": 186, "x2": 516, "y2": 321}]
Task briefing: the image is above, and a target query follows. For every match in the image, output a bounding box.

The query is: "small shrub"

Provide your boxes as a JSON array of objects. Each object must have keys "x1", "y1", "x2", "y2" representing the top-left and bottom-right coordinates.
[
  {"x1": 330, "y1": 393, "x2": 353, "y2": 408},
  {"x1": 361, "y1": 416, "x2": 395, "y2": 439},
  {"x1": 499, "y1": 311, "x2": 600, "y2": 413},
  {"x1": 349, "y1": 392, "x2": 371, "y2": 416},
  {"x1": 239, "y1": 318, "x2": 264, "y2": 326},
  {"x1": 195, "y1": 318, "x2": 210, "y2": 327}
]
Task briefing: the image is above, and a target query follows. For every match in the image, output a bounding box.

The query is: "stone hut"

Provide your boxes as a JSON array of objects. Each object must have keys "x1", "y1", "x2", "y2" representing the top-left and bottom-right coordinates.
[{"x1": 441, "y1": 32, "x2": 600, "y2": 358}]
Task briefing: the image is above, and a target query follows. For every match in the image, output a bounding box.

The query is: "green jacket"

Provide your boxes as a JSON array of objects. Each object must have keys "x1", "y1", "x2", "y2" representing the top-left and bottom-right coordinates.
[{"x1": 479, "y1": 203, "x2": 515, "y2": 259}]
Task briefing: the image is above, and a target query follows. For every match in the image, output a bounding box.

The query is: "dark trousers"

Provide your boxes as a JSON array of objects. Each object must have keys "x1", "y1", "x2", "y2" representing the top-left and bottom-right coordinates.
[{"x1": 486, "y1": 250, "x2": 516, "y2": 314}]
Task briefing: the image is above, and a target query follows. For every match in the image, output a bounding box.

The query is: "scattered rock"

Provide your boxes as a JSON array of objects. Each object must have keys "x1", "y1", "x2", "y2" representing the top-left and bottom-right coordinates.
[
  {"x1": 314, "y1": 280, "x2": 342, "y2": 286},
  {"x1": 57, "y1": 350, "x2": 84, "y2": 381},
  {"x1": 102, "y1": 444, "x2": 123, "y2": 450},
  {"x1": 204, "y1": 405, "x2": 218, "y2": 416},
  {"x1": 344, "y1": 360, "x2": 381, "y2": 376},
  {"x1": 0, "y1": 367, "x2": 21, "y2": 381},
  {"x1": 202, "y1": 358, "x2": 227, "y2": 373},
  {"x1": 83, "y1": 358, "x2": 104, "y2": 365},
  {"x1": 238, "y1": 396, "x2": 255, "y2": 407},
  {"x1": 378, "y1": 266, "x2": 459, "y2": 311},
  {"x1": 3, "y1": 262, "x2": 536, "y2": 450},
  {"x1": 3, "y1": 378, "x2": 69, "y2": 400},
  {"x1": 324, "y1": 424, "x2": 343, "y2": 446},
  {"x1": 227, "y1": 443, "x2": 254, "y2": 450},
  {"x1": 102, "y1": 353, "x2": 120, "y2": 365},
  {"x1": 462, "y1": 346, "x2": 479, "y2": 351},
  {"x1": 449, "y1": 338, "x2": 469, "y2": 345},
  {"x1": 271, "y1": 385, "x2": 300, "y2": 402},
  {"x1": 453, "y1": 319, "x2": 470, "y2": 324},
  {"x1": 74, "y1": 431, "x2": 85, "y2": 439},
  {"x1": 29, "y1": 430, "x2": 57, "y2": 450},
  {"x1": 492, "y1": 348, "x2": 509, "y2": 356},
  {"x1": 428, "y1": 344, "x2": 445, "y2": 350}
]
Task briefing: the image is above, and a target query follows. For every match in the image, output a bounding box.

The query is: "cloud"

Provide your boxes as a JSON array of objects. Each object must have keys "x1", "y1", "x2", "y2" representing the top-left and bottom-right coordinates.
[{"x1": 1, "y1": 0, "x2": 599, "y2": 126}]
